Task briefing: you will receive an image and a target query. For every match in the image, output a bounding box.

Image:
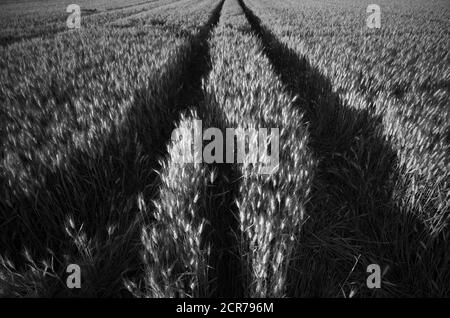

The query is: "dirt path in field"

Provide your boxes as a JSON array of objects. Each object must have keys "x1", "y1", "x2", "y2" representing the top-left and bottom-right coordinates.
[{"x1": 237, "y1": 0, "x2": 445, "y2": 296}]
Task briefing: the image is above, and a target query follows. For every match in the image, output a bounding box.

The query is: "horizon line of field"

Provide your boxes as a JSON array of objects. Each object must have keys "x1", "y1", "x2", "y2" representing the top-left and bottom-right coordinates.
[{"x1": 0, "y1": 0, "x2": 190, "y2": 47}]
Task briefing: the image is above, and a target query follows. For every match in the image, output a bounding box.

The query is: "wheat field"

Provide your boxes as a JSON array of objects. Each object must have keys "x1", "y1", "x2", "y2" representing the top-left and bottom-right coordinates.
[{"x1": 0, "y1": 0, "x2": 449, "y2": 297}]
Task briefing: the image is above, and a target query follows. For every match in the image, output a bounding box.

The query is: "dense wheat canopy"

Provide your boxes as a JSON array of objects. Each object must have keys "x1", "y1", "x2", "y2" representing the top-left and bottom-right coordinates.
[{"x1": 0, "y1": 0, "x2": 449, "y2": 297}]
